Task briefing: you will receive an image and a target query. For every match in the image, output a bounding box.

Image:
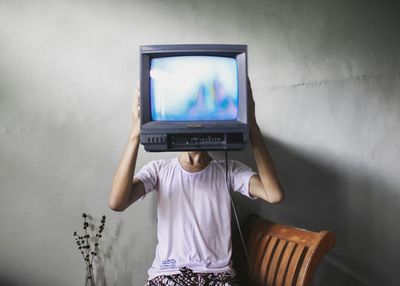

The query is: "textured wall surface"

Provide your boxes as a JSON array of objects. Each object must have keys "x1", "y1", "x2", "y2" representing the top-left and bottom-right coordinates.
[{"x1": 1, "y1": 1, "x2": 399, "y2": 285}]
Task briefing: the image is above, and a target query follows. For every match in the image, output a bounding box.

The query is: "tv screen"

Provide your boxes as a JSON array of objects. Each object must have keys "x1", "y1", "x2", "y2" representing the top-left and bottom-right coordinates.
[{"x1": 150, "y1": 56, "x2": 238, "y2": 121}]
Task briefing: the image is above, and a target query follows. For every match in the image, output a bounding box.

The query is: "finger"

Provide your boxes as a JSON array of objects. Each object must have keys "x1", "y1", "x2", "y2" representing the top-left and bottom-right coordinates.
[
  {"x1": 134, "y1": 86, "x2": 140, "y2": 96},
  {"x1": 134, "y1": 85, "x2": 140, "y2": 104}
]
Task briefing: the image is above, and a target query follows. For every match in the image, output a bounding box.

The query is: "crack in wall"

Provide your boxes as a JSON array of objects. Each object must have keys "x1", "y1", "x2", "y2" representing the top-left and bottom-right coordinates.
[{"x1": 266, "y1": 68, "x2": 400, "y2": 90}]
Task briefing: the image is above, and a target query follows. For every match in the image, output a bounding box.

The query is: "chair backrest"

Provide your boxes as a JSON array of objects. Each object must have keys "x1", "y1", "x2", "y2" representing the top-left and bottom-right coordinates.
[{"x1": 233, "y1": 215, "x2": 336, "y2": 286}]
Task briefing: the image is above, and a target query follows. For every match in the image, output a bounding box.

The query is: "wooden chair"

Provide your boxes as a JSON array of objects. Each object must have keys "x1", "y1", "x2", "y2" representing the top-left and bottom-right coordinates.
[{"x1": 232, "y1": 215, "x2": 336, "y2": 286}]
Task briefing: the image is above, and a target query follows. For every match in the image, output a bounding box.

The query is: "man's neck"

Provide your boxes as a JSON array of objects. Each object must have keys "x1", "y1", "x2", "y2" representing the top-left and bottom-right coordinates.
[{"x1": 178, "y1": 151, "x2": 212, "y2": 172}]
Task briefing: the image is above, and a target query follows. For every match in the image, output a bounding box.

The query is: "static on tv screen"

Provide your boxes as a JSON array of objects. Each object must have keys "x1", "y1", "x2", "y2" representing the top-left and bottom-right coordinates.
[{"x1": 150, "y1": 56, "x2": 238, "y2": 121}]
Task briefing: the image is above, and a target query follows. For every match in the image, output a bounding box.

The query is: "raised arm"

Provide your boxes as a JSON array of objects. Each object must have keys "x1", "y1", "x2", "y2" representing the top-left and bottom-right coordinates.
[
  {"x1": 109, "y1": 85, "x2": 146, "y2": 211},
  {"x1": 247, "y1": 80, "x2": 284, "y2": 203}
]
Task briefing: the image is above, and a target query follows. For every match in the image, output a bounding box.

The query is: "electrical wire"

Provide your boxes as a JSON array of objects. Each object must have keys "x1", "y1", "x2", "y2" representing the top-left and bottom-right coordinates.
[{"x1": 224, "y1": 149, "x2": 250, "y2": 264}]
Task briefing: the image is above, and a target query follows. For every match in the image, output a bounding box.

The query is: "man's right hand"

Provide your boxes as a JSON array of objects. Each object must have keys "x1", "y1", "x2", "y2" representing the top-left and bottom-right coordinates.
[
  {"x1": 130, "y1": 84, "x2": 141, "y2": 140},
  {"x1": 109, "y1": 82, "x2": 145, "y2": 212}
]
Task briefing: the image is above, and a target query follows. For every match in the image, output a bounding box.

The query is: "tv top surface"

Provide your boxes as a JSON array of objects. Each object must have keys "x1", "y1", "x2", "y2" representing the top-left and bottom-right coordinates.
[
  {"x1": 140, "y1": 44, "x2": 247, "y2": 53},
  {"x1": 150, "y1": 55, "x2": 238, "y2": 121}
]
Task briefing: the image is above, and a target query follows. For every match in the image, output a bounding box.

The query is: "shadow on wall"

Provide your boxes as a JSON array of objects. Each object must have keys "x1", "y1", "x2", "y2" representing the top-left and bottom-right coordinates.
[
  {"x1": 96, "y1": 220, "x2": 126, "y2": 286},
  {"x1": 249, "y1": 135, "x2": 399, "y2": 286},
  {"x1": 100, "y1": 198, "x2": 158, "y2": 286},
  {"x1": 86, "y1": 132, "x2": 397, "y2": 286},
  {"x1": 0, "y1": 277, "x2": 18, "y2": 286}
]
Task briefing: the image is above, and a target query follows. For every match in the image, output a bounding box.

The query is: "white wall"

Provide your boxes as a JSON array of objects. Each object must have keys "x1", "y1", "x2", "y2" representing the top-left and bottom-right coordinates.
[{"x1": 0, "y1": 1, "x2": 399, "y2": 285}]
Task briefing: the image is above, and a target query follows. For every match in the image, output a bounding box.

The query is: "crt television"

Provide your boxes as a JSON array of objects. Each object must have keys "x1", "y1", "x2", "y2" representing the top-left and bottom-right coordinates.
[{"x1": 140, "y1": 44, "x2": 248, "y2": 152}]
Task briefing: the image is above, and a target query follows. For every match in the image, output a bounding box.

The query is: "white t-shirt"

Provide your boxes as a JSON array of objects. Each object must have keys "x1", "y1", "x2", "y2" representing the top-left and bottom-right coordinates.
[{"x1": 135, "y1": 157, "x2": 257, "y2": 280}]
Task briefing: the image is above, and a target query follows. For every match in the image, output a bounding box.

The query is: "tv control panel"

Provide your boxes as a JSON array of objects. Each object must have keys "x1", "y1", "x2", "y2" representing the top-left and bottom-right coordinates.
[{"x1": 141, "y1": 132, "x2": 246, "y2": 151}]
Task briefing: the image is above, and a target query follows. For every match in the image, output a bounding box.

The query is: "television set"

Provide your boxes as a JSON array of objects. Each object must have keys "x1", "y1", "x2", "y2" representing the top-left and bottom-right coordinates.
[{"x1": 140, "y1": 44, "x2": 248, "y2": 152}]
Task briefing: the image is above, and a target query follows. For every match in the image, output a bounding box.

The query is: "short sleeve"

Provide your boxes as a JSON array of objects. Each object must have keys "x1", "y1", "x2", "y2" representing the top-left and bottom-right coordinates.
[
  {"x1": 229, "y1": 160, "x2": 258, "y2": 199},
  {"x1": 134, "y1": 160, "x2": 161, "y2": 196}
]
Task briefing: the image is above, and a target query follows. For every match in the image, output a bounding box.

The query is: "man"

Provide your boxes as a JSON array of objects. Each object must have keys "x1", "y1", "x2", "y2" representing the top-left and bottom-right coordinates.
[{"x1": 109, "y1": 80, "x2": 284, "y2": 286}]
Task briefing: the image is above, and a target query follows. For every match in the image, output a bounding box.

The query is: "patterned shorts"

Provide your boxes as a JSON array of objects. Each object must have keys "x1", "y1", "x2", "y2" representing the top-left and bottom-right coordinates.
[{"x1": 145, "y1": 267, "x2": 239, "y2": 286}]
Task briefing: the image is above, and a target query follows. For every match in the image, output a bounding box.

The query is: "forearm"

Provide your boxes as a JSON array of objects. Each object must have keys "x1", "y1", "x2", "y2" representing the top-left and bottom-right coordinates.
[
  {"x1": 109, "y1": 132, "x2": 140, "y2": 211},
  {"x1": 250, "y1": 124, "x2": 284, "y2": 203}
]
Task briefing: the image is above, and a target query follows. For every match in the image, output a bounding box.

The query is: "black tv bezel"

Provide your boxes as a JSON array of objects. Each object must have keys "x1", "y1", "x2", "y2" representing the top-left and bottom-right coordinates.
[{"x1": 139, "y1": 44, "x2": 248, "y2": 151}]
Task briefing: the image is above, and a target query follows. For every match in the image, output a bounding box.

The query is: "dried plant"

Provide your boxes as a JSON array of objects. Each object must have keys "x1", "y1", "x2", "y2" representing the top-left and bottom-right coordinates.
[{"x1": 73, "y1": 213, "x2": 106, "y2": 286}]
